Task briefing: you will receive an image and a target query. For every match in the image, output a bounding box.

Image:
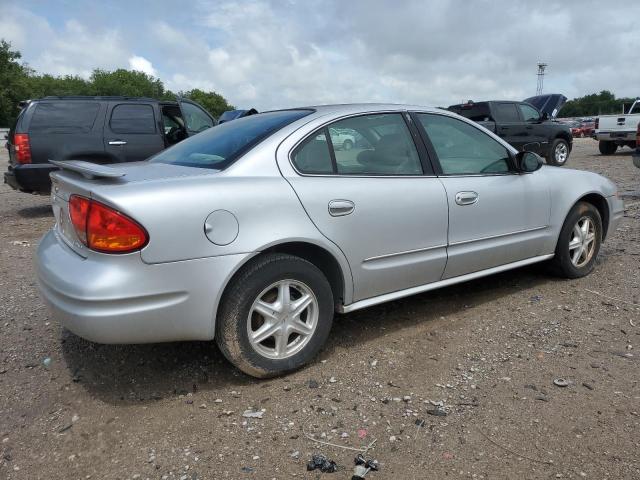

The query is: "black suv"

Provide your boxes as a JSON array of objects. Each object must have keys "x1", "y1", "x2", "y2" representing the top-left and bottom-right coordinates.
[
  {"x1": 4, "y1": 96, "x2": 216, "y2": 193},
  {"x1": 448, "y1": 94, "x2": 572, "y2": 166}
]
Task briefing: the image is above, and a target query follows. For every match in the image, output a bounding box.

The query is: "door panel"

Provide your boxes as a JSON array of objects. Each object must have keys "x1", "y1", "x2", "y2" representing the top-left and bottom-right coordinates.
[
  {"x1": 491, "y1": 102, "x2": 528, "y2": 150},
  {"x1": 287, "y1": 176, "x2": 449, "y2": 301},
  {"x1": 439, "y1": 174, "x2": 550, "y2": 278},
  {"x1": 104, "y1": 103, "x2": 164, "y2": 162}
]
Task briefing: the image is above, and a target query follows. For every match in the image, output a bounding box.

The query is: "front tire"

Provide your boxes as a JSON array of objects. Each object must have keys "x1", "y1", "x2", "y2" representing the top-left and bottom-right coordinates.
[
  {"x1": 215, "y1": 253, "x2": 334, "y2": 378},
  {"x1": 547, "y1": 138, "x2": 570, "y2": 166},
  {"x1": 598, "y1": 140, "x2": 617, "y2": 155},
  {"x1": 549, "y1": 202, "x2": 602, "y2": 279}
]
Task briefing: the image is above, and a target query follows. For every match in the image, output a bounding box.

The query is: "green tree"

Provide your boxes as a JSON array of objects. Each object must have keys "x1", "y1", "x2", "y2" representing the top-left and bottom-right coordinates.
[
  {"x1": 178, "y1": 88, "x2": 235, "y2": 118},
  {"x1": 89, "y1": 68, "x2": 165, "y2": 98},
  {"x1": 0, "y1": 40, "x2": 30, "y2": 127},
  {"x1": 562, "y1": 90, "x2": 638, "y2": 117}
]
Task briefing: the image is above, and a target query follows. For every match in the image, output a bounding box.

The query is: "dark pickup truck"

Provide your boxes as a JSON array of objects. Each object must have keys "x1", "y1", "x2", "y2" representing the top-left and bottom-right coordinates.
[
  {"x1": 4, "y1": 96, "x2": 216, "y2": 194},
  {"x1": 448, "y1": 94, "x2": 573, "y2": 166}
]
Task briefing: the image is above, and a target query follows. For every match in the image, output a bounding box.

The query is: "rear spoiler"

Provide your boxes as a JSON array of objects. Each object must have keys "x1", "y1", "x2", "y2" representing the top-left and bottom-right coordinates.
[{"x1": 49, "y1": 160, "x2": 126, "y2": 180}]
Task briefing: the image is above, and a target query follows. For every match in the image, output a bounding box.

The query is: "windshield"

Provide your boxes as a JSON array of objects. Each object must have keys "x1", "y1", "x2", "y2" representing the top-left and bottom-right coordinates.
[{"x1": 150, "y1": 109, "x2": 313, "y2": 170}]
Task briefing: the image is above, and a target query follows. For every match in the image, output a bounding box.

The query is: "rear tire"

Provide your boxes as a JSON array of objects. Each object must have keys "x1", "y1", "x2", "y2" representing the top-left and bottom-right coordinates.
[
  {"x1": 549, "y1": 202, "x2": 602, "y2": 279},
  {"x1": 598, "y1": 140, "x2": 617, "y2": 155},
  {"x1": 215, "y1": 253, "x2": 334, "y2": 378},
  {"x1": 547, "y1": 138, "x2": 570, "y2": 166}
]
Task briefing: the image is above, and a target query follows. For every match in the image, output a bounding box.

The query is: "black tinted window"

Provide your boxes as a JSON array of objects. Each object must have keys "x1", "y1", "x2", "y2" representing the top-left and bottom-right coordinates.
[
  {"x1": 492, "y1": 103, "x2": 520, "y2": 122},
  {"x1": 448, "y1": 103, "x2": 491, "y2": 121},
  {"x1": 30, "y1": 102, "x2": 100, "y2": 134},
  {"x1": 110, "y1": 104, "x2": 156, "y2": 134},
  {"x1": 151, "y1": 110, "x2": 312, "y2": 170}
]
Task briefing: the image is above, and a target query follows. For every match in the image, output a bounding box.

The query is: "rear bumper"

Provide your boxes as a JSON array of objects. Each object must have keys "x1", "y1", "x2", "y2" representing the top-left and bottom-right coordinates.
[
  {"x1": 4, "y1": 163, "x2": 56, "y2": 193},
  {"x1": 36, "y1": 229, "x2": 251, "y2": 344}
]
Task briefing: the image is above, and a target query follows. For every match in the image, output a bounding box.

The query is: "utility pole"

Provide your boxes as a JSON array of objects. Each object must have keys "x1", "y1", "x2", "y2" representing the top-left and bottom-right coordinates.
[{"x1": 536, "y1": 63, "x2": 547, "y2": 96}]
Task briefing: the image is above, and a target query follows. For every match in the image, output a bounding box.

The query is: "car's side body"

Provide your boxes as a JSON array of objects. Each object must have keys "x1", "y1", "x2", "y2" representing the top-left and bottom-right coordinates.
[{"x1": 36, "y1": 104, "x2": 624, "y2": 346}]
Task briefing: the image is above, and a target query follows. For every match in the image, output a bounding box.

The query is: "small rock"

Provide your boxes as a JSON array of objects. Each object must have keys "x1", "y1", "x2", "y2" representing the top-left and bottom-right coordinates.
[
  {"x1": 42, "y1": 357, "x2": 52, "y2": 369},
  {"x1": 340, "y1": 432, "x2": 349, "y2": 438},
  {"x1": 290, "y1": 450, "x2": 300, "y2": 459},
  {"x1": 214, "y1": 398, "x2": 223, "y2": 403},
  {"x1": 329, "y1": 376, "x2": 337, "y2": 383},
  {"x1": 71, "y1": 414, "x2": 80, "y2": 423},
  {"x1": 308, "y1": 379, "x2": 319, "y2": 389},
  {"x1": 402, "y1": 395, "x2": 411, "y2": 402},
  {"x1": 553, "y1": 378, "x2": 570, "y2": 387},
  {"x1": 199, "y1": 403, "x2": 207, "y2": 409},
  {"x1": 427, "y1": 408, "x2": 447, "y2": 417},
  {"x1": 370, "y1": 359, "x2": 378, "y2": 367},
  {"x1": 582, "y1": 382, "x2": 594, "y2": 391},
  {"x1": 252, "y1": 455, "x2": 260, "y2": 460},
  {"x1": 242, "y1": 409, "x2": 264, "y2": 419},
  {"x1": 283, "y1": 386, "x2": 291, "y2": 391},
  {"x1": 389, "y1": 435, "x2": 397, "y2": 442}
]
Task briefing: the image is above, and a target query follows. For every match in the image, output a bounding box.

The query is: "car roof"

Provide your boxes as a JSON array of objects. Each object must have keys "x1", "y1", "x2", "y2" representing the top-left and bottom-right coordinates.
[
  {"x1": 36, "y1": 96, "x2": 175, "y2": 104},
  {"x1": 265, "y1": 103, "x2": 443, "y2": 116}
]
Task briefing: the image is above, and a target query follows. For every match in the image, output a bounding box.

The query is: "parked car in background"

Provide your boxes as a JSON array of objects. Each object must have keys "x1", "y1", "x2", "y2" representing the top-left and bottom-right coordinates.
[
  {"x1": 328, "y1": 127, "x2": 357, "y2": 150},
  {"x1": 36, "y1": 104, "x2": 623, "y2": 377},
  {"x1": 448, "y1": 94, "x2": 572, "y2": 166},
  {"x1": 567, "y1": 120, "x2": 595, "y2": 138},
  {"x1": 218, "y1": 108, "x2": 259, "y2": 124},
  {"x1": 594, "y1": 98, "x2": 640, "y2": 155},
  {"x1": 4, "y1": 96, "x2": 216, "y2": 193}
]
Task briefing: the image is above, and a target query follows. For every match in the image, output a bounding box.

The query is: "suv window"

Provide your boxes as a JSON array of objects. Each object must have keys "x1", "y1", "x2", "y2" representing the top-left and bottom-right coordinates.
[
  {"x1": 30, "y1": 102, "x2": 100, "y2": 134},
  {"x1": 519, "y1": 103, "x2": 540, "y2": 122},
  {"x1": 448, "y1": 103, "x2": 492, "y2": 121},
  {"x1": 417, "y1": 114, "x2": 511, "y2": 175},
  {"x1": 110, "y1": 104, "x2": 156, "y2": 134},
  {"x1": 181, "y1": 101, "x2": 215, "y2": 134},
  {"x1": 492, "y1": 103, "x2": 520, "y2": 123},
  {"x1": 151, "y1": 109, "x2": 312, "y2": 170},
  {"x1": 293, "y1": 113, "x2": 422, "y2": 176}
]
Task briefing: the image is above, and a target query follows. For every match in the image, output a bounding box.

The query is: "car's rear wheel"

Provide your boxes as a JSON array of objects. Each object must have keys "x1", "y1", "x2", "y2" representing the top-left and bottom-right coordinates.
[
  {"x1": 549, "y1": 202, "x2": 602, "y2": 279},
  {"x1": 216, "y1": 253, "x2": 334, "y2": 378},
  {"x1": 547, "y1": 138, "x2": 570, "y2": 166},
  {"x1": 598, "y1": 140, "x2": 617, "y2": 155}
]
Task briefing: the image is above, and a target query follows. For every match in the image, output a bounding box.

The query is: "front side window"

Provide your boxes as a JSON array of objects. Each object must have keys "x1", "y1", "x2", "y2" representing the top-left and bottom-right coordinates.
[
  {"x1": 151, "y1": 109, "x2": 312, "y2": 170},
  {"x1": 417, "y1": 114, "x2": 511, "y2": 175},
  {"x1": 292, "y1": 113, "x2": 422, "y2": 176},
  {"x1": 110, "y1": 104, "x2": 156, "y2": 134},
  {"x1": 519, "y1": 103, "x2": 540, "y2": 122},
  {"x1": 181, "y1": 101, "x2": 215, "y2": 134}
]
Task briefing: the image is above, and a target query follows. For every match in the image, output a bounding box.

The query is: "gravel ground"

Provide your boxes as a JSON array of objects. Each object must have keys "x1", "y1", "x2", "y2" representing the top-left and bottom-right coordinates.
[{"x1": 1, "y1": 138, "x2": 639, "y2": 480}]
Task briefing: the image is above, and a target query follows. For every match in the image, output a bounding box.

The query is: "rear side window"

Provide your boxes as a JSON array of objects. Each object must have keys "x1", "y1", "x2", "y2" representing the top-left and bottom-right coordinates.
[
  {"x1": 448, "y1": 103, "x2": 491, "y2": 121},
  {"x1": 150, "y1": 109, "x2": 312, "y2": 170},
  {"x1": 110, "y1": 104, "x2": 156, "y2": 134},
  {"x1": 492, "y1": 103, "x2": 520, "y2": 122},
  {"x1": 30, "y1": 102, "x2": 100, "y2": 134},
  {"x1": 293, "y1": 113, "x2": 423, "y2": 176}
]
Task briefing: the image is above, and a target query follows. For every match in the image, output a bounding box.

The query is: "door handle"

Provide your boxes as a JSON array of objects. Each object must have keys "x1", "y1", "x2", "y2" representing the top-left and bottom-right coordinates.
[
  {"x1": 455, "y1": 191, "x2": 479, "y2": 206},
  {"x1": 108, "y1": 140, "x2": 127, "y2": 146},
  {"x1": 328, "y1": 199, "x2": 355, "y2": 216}
]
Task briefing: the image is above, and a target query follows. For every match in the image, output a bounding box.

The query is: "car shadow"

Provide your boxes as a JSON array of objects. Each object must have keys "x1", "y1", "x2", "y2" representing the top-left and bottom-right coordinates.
[
  {"x1": 17, "y1": 205, "x2": 53, "y2": 218},
  {"x1": 61, "y1": 263, "x2": 560, "y2": 406}
]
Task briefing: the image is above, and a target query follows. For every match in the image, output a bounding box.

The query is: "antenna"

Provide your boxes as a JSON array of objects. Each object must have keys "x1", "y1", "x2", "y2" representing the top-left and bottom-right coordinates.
[{"x1": 536, "y1": 63, "x2": 547, "y2": 95}]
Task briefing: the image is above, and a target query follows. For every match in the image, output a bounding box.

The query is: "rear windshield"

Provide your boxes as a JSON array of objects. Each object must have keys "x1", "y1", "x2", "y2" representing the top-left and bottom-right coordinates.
[
  {"x1": 448, "y1": 103, "x2": 491, "y2": 121},
  {"x1": 30, "y1": 102, "x2": 100, "y2": 133},
  {"x1": 150, "y1": 109, "x2": 312, "y2": 170}
]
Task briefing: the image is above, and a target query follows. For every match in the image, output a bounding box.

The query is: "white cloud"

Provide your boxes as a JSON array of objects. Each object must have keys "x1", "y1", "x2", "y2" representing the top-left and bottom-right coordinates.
[{"x1": 128, "y1": 55, "x2": 157, "y2": 77}]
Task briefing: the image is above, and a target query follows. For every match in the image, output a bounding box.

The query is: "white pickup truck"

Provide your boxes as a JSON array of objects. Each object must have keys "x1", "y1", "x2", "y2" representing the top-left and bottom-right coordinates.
[{"x1": 595, "y1": 98, "x2": 640, "y2": 154}]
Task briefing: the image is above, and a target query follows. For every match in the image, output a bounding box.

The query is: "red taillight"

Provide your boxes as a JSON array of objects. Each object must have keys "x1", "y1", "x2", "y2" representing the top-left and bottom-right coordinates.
[
  {"x1": 68, "y1": 195, "x2": 148, "y2": 253},
  {"x1": 14, "y1": 133, "x2": 32, "y2": 164}
]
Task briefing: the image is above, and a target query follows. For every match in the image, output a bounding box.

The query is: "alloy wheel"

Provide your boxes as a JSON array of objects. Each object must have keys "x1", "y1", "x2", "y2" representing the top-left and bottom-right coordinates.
[
  {"x1": 247, "y1": 279, "x2": 319, "y2": 360},
  {"x1": 568, "y1": 216, "x2": 596, "y2": 267},
  {"x1": 555, "y1": 142, "x2": 568, "y2": 164}
]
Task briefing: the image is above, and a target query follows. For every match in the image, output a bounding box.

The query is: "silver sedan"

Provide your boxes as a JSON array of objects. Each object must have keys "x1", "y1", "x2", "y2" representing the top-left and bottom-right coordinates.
[{"x1": 37, "y1": 104, "x2": 624, "y2": 377}]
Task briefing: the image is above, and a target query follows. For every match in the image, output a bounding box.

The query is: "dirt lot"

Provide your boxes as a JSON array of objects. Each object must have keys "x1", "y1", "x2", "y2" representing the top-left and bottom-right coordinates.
[{"x1": 1, "y1": 138, "x2": 639, "y2": 480}]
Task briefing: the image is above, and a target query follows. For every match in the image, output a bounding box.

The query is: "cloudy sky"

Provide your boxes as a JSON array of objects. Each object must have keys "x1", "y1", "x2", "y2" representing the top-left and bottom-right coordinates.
[{"x1": 1, "y1": 0, "x2": 638, "y2": 110}]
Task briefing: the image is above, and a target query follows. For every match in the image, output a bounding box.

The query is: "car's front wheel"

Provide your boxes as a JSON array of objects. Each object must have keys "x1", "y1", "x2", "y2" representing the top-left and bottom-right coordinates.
[
  {"x1": 216, "y1": 253, "x2": 334, "y2": 378},
  {"x1": 549, "y1": 202, "x2": 602, "y2": 279}
]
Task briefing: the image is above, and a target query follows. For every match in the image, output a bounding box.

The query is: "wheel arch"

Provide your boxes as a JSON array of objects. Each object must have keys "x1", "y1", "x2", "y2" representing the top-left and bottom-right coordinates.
[
  {"x1": 214, "y1": 240, "x2": 352, "y2": 326},
  {"x1": 574, "y1": 192, "x2": 610, "y2": 240}
]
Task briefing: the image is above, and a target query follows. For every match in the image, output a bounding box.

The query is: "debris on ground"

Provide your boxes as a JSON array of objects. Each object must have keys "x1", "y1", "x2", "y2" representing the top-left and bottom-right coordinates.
[
  {"x1": 553, "y1": 378, "x2": 571, "y2": 387},
  {"x1": 306, "y1": 453, "x2": 338, "y2": 473},
  {"x1": 42, "y1": 357, "x2": 52, "y2": 368},
  {"x1": 242, "y1": 409, "x2": 265, "y2": 419},
  {"x1": 427, "y1": 407, "x2": 447, "y2": 417},
  {"x1": 351, "y1": 453, "x2": 379, "y2": 479}
]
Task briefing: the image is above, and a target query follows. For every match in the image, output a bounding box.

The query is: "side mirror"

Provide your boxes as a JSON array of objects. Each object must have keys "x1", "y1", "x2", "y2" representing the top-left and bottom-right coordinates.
[{"x1": 514, "y1": 151, "x2": 543, "y2": 173}]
